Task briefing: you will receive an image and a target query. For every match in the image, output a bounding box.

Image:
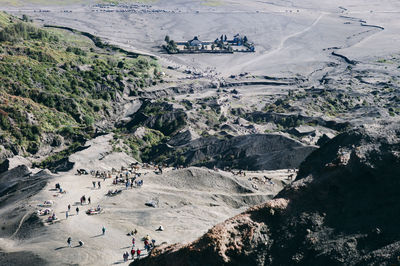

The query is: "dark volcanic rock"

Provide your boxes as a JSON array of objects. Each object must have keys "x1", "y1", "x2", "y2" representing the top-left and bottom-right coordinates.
[
  {"x1": 0, "y1": 249, "x2": 48, "y2": 266},
  {"x1": 0, "y1": 159, "x2": 10, "y2": 174},
  {"x1": 132, "y1": 124, "x2": 400, "y2": 265},
  {"x1": 124, "y1": 100, "x2": 187, "y2": 136},
  {"x1": 0, "y1": 166, "x2": 51, "y2": 238},
  {"x1": 51, "y1": 157, "x2": 75, "y2": 173},
  {"x1": 182, "y1": 134, "x2": 316, "y2": 170}
]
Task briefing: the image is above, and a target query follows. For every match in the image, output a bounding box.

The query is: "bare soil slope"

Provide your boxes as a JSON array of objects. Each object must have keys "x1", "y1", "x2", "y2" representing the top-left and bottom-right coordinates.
[{"x1": 133, "y1": 123, "x2": 400, "y2": 265}]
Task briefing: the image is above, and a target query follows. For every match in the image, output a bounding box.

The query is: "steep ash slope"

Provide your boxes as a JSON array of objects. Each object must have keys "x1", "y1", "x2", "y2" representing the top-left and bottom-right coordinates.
[
  {"x1": 0, "y1": 166, "x2": 51, "y2": 264},
  {"x1": 132, "y1": 124, "x2": 400, "y2": 265},
  {"x1": 0, "y1": 166, "x2": 51, "y2": 237}
]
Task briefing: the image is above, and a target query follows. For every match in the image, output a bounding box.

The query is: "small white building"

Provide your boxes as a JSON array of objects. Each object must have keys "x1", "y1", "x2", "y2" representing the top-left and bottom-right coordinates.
[{"x1": 188, "y1": 36, "x2": 202, "y2": 47}]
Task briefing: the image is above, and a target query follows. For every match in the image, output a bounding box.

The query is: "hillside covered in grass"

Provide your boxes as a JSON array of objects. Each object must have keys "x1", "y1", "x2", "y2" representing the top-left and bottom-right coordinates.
[{"x1": 0, "y1": 12, "x2": 158, "y2": 164}]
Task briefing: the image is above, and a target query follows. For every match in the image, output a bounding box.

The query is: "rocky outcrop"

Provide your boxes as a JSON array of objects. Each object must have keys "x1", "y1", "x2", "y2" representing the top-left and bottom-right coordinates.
[
  {"x1": 0, "y1": 250, "x2": 48, "y2": 266},
  {"x1": 147, "y1": 133, "x2": 316, "y2": 170},
  {"x1": 181, "y1": 134, "x2": 316, "y2": 170},
  {"x1": 168, "y1": 128, "x2": 200, "y2": 146},
  {"x1": 124, "y1": 100, "x2": 187, "y2": 136},
  {"x1": 132, "y1": 124, "x2": 400, "y2": 265},
  {"x1": 0, "y1": 156, "x2": 32, "y2": 174},
  {"x1": 0, "y1": 166, "x2": 51, "y2": 241}
]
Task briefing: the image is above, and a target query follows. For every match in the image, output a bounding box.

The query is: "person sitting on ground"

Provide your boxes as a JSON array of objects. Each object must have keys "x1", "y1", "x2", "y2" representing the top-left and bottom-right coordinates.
[
  {"x1": 78, "y1": 240, "x2": 84, "y2": 247},
  {"x1": 156, "y1": 225, "x2": 164, "y2": 231}
]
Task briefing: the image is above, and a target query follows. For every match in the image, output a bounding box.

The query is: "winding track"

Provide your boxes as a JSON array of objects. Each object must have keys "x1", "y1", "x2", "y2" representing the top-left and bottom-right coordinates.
[
  {"x1": 238, "y1": 12, "x2": 325, "y2": 70},
  {"x1": 10, "y1": 212, "x2": 30, "y2": 239}
]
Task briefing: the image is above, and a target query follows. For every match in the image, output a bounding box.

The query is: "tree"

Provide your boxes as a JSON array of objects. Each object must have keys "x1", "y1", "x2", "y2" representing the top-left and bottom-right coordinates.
[
  {"x1": 168, "y1": 40, "x2": 177, "y2": 52},
  {"x1": 164, "y1": 35, "x2": 170, "y2": 43},
  {"x1": 164, "y1": 39, "x2": 178, "y2": 54}
]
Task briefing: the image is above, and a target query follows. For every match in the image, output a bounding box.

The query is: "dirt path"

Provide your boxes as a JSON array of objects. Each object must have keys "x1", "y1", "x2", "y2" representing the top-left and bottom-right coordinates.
[{"x1": 238, "y1": 12, "x2": 325, "y2": 70}]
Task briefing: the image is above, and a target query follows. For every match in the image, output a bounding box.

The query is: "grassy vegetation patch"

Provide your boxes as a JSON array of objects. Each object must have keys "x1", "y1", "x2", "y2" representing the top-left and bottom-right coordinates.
[{"x1": 0, "y1": 12, "x2": 156, "y2": 158}]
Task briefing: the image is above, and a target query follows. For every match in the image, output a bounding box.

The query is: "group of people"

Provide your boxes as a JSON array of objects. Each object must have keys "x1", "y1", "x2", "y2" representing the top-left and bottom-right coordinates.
[
  {"x1": 80, "y1": 195, "x2": 91, "y2": 205},
  {"x1": 123, "y1": 249, "x2": 140, "y2": 261},
  {"x1": 91, "y1": 170, "x2": 112, "y2": 180},
  {"x1": 92, "y1": 180, "x2": 102, "y2": 188},
  {"x1": 123, "y1": 235, "x2": 156, "y2": 261},
  {"x1": 123, "y1": 249, "x2": 141, "y2": 261},
  {"x1": 47, "y1": 212, "x2": 57, "y2": 222},
  {"x1": 67, "y1": 237, "x2": 84, "y2": 248},
  {"x1": 55, "y1": 183, "x2": 65, "y2": 193},
  {"x1": 113, "y1": 172, "x2": 144, "y2": 189},
  {"x1": 54, "y1": 163, "x2": 161, "y2": 262}
]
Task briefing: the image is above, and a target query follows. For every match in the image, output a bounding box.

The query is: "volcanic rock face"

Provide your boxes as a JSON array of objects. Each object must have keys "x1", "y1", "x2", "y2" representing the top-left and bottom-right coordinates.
[
  {"x1": 0, "y1": 166, "x2": 50, "y2": 237},
  {"x1": 173, "y1": 134, "x2": 317, "y2": 170},
  {"x1": 132, "y1": 124, "x2": 400, "y2": 265},
  {"x1": 0, "y1": 165, "x2": 51, "y2": 265}
]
